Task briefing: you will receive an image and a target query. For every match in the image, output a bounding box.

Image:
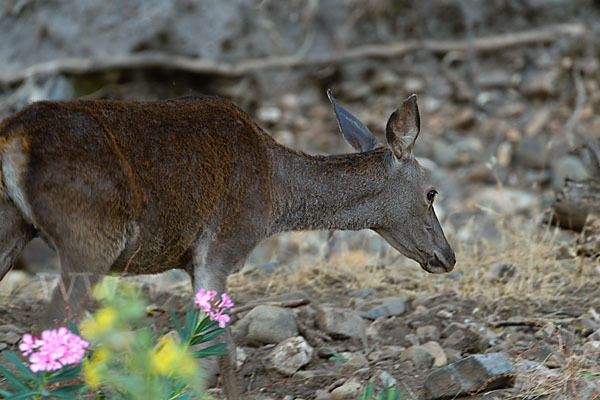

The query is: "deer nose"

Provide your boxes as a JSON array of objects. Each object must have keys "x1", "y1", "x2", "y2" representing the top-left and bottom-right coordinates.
[{"x1": 427, "y1": 251, "x2": 455, "y2": 273}]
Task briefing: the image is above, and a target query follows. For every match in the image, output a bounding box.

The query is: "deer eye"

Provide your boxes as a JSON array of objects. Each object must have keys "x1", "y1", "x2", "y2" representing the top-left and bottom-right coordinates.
[{"x1": 427, "y1": 189, "x2": 437, "y2": 203}]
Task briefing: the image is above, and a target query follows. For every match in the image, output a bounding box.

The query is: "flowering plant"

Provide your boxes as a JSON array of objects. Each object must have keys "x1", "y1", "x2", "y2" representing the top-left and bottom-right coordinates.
[
  {"x1": 0, "y1": 282, "x2": 234, "y2": 399},
  {"x1": 0, "y1": 326, "x2": 88, "y2": 399}
]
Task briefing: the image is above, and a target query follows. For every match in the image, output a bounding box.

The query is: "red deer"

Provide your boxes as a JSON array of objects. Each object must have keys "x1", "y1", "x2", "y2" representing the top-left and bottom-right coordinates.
[{"x1": 0, "y1": 91, "x2": 455, "y2": 393}]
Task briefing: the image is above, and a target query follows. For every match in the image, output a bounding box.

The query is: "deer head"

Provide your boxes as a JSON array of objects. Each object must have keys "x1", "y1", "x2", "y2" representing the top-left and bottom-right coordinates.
[{"x1": 328, "y1": 90, "x2": 456, "y2": 273}]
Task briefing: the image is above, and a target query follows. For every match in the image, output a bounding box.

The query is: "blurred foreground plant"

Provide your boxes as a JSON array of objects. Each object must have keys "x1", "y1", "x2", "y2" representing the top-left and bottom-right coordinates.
[{"x1": 0, "y1": 282, "x2": 233, "y2": 400}]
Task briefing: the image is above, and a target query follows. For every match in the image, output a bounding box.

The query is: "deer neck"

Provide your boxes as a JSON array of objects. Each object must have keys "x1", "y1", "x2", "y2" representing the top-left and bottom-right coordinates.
[{"x1": 268, "y1": 146, "x2": 389, "y2": 235}]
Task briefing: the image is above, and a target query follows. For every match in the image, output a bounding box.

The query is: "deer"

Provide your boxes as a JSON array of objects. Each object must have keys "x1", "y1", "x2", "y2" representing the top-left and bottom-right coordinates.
[{"x1": 0, "y1": 90, "x2": 455, "y2": 395}]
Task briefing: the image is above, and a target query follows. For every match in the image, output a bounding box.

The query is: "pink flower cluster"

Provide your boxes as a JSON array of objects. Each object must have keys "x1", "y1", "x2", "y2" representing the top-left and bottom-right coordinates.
[
  {"x1": 194, "y1": 289, "x2": 235, "y2": 328},
  {"x1": 19, "y1": 328, "x2": 89, "y2": 372}
]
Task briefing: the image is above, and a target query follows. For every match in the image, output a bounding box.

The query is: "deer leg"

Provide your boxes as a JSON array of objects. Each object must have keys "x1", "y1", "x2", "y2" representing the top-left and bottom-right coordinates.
[
  {"x1": 40, "y1": 237, "x2": 126, "y2": 331},
  {"x1": 192, "y1": 239, "x2": 254, "y2": 400},
  {"x1": 0, "y1": 199, "x2": 34, "y2": 281}
]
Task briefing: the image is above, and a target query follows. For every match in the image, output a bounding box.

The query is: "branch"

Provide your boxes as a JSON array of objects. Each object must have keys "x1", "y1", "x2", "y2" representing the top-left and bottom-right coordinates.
[{"x1": 0, "y1": 23, "x2": 586, "y2": 85}]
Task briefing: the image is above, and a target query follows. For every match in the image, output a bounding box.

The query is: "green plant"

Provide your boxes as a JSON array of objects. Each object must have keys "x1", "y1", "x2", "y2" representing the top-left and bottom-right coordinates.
[
  {"x1": 329, "y1": 351, "x2": 349, "y2": 371},
  {"x1": 0, "y1": 282, "x2": 234, "y2": 400},
  {"x1": 356, "y1": 380, "x2": 412, "y2": 400}
]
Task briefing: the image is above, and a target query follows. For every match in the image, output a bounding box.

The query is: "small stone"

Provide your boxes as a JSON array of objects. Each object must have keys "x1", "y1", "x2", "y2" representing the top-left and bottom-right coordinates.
[
  {"x1": 552, "y1": 155, "x2": 590, "y2": 189},
  {"x1": 436, "y1": 310, "x2": 453, "y2": 319},
  {"x1": 264, "y1": 336, "x2": 314, "y2": 376},
  {"x1": 520, "y1": 69, "x2": 558, "y2": 97},
  {"x1": 0, "y1": 324, "x2": 23, "y2": 345},
  {"x1": 514, "y1": 360, "x2": 558, "y2": 392},
  {"x1": 338, "y1": 354, "x2": 369, "y2": 376},
  {"x1": 258, "y1": 106, "x2": 282, "y2": 123},
  {"x1": 330, "y1": 379, "x2": 362, "y2": 400},
  {"x1": 316, "y1": 305, "x2": 365, "y2": 339},
  {"x1": 424, "y1": 353, "x2": 515, "y2": 399},
  {"x1": 422, "y1": 341, "x2": 448, "y2": 367},
  {"x1": 442, "y1": 328, "x2": 487, "y2": 354},
  {"x1": 373, "y1": 370, "x2": 397, "y2": 388},
  {"x1": 417, "y1": 325, "x2": 441, "y2": 342},
  {"x1": 359, "y1": 297, "x2": 406, "y2": 320},
  {"x1": 487, "y1": 263, "x2": 519, "y2": 282},
  {"x1": 315, "y1": 389, "x2": 331, "y2": 400},
  {"x1": 404, "y1": 333, "x2": 420, "y2": 347},
  {"x1": 236, "y1": 347, "x2": 247, "y2": 371},
  {"x1": 235, "y1": 305, "x2": 298, "y2": 345},
  {"x1": 402, "y1": 345, "x2": 434, "y2": 369},
  {"x1": 583, "y1": 341, "x2": 600, "y2": 360}
]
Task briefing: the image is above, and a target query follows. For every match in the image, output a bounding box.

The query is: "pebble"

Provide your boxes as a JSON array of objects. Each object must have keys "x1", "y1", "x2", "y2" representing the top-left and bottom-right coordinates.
[
  {"x1": 316, "y1": 305, "x2": 365, "y2": 339},
  {"x1": 330, "y1": 379, "x2": 362, "y2": 400},
  {"x1": 424, "y1": 353, "x2": 515, "y2": 399},
  {"x1": 417, "y1": 325, "x2": 441, "y2": 342},
  {"x1": 233, "y1": 305, "x2": 298, "y2": 345},
  {"x1": 263, "y1": 336, "x2": 314, "y2": 376},
  {"x1": 359, "y1": 297, "x2": 406, "y2": 320},
  {"x1": 401, "y1": 345, "x2": 434, "y2": 369},
  {"x1": 338, "y1": 354, "x2": 368, "y2": 376},
  {"x1": 422, "y1": 341, "x2": 448, "y2": 367}
]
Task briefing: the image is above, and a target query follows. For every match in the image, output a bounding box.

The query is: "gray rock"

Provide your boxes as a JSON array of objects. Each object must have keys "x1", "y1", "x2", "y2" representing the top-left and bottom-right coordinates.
[
  {"x1": 552, "y1": 155, "x2": 590, "y2": 188},
  {"x1": 417, "y1": 325, "x2": 441, "y2": 342},
  {"x1": 514, "y1": 360, "x2": 558, "y2": 392},
  {"x1": 235, "y1": 305, "x2": 298, "y2": 345},
  {"x1": 422, "y1": 341, "x2": 447, "y2": 367},
  {"x1": 264, "y1": 336, "x2": 314, "y2": 376},
  {"x1": 402, "y1": 345, "x2": 435, "y2": 369},
  {"x1": 240, "y1": 260, "x2": 279, "y2": 277},
  {"x1": 360, "y1": 297, "x2": 406, "y2": 320},
  {"x1": 515, "y1": 137, "x2": 549, "y2": 169},
  {"x1": 373, "y1": 370, "x2": 397, "y2": 388},
  {"x1": 338, "y1": 354, "x2": 369, "y2": 376},
  {"x1": 550, "y1": 379, "x2": 600, "y2": 400},
  {"x1": 330, "y1": 379, "x2": 362, "y2": 400},
  {"x1": 442, "y1": 327, "x2": 488, "y2": 354},
  {"x1": 433, "y1": 140, "x2": 461, "y2": 167},
  {"x1": 316, "y1": 305, "x2": 365, "y2": 339},
  {"x1": 0, "y1": 324, "x2": 24, "y2": 345},
  {"x1": 487, "y1": 263, "x2": 520, "y2": 282},
  {"x1": 424, "y1": 353, "x2": 515, "y2": 399},
  {"x1": 520, "y1": 69, "x2": 558, "y2": 97}
]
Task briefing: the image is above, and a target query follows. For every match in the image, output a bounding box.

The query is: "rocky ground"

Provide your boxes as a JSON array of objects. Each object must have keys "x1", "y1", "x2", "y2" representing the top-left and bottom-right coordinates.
[{"x1": 1, "y1": 0, "x2": 600, "y2": 399}]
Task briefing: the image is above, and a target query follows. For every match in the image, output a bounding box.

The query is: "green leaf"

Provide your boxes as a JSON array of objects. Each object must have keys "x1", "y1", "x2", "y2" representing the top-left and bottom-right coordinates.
[
  {"x1": 0, "y1": 364, "x2": 31, "y2": 392},
  {"x1": 46, "y1": 365, "x2": 82, "y2": 384},
  {"x1": 168, "y1": 306, "x2": 183, "y2": 338},
  {"x1": 193, "y1": 343, "x2": 228, "y2": 359},
  {"x1": 47, "y1": 384, "x2": 86, "y2": 399},
  {"x1": 2, "y1": 390, "x2": 38, "y2": 400},
  {"x1": 66, "y1": 319, "x2": 80, "y2": 336},
  {"x1": 189, "y1": 328, "x2": 225, "y2": 346},
  {"x1": 182, "y1": 309, "x2": 199, "y2": 344},
  {"x1": 3, "y1": 351, "x2": 37, "y2": 381}
]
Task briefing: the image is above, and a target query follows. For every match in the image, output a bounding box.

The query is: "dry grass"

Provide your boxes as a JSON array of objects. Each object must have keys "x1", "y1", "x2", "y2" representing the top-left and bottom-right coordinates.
[{"x1": 229, "y1": 213, "x2": 599, "y2": 309}]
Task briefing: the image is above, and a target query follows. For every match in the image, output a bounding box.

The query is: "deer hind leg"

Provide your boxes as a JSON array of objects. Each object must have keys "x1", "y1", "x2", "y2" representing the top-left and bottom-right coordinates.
[
  {"x1": 39, "y1": 234, "x2": 127, "y2": 331},
  {"x1": 0, "y1": 199, "x2": 35, "y2": 281}
]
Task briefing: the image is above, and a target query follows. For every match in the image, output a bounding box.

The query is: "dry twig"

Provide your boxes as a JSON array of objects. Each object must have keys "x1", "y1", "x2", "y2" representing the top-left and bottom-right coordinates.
[{"x1": 0, "y1": 23, "x2": 586, "y2": 85}]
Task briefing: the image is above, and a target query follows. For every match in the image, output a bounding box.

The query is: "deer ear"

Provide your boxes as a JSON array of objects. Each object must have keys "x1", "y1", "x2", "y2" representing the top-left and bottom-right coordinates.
[
  {"x1": 386, "y1": 94, "x2": 420, "y2": 160},
  {"x1": 327, "y1": 89, "x2": 378, "y2": 153}
]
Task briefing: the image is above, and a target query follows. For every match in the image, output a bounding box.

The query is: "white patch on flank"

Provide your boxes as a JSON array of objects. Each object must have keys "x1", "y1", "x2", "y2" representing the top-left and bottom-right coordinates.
[{"x1": 2, "y1": 142, "x2": 34, "y2": 224}]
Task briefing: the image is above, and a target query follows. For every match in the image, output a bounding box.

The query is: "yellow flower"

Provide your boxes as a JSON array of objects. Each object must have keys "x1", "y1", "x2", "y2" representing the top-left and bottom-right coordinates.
[
  {"x1": 150, "y1": 335, "x2": 198, "y2": 377},
  {"x1": 81, "y1": 306, "x2": 117, "y2": 338},
  {"x1": 82, "y1": 348, "x2": 111, "y2": 388}
]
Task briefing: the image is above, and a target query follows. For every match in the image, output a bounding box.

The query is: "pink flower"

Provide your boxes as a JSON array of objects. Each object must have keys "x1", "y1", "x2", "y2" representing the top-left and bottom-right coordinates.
[
  {"x1": 19, "y1": 334, "x2": 38, "y2": 356},
  {"x1": 194, "y1": 288, "x2": 234, "y2": 328},
  {"x1": 217, "y1": 293, "x2": 234, "y2": 310},
  {"x1": 21, "y1": 328, "x2": 88, "y2": 372},
  {"x1": 194, "y1": 289, "x2": 217, "y2": 313}
]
